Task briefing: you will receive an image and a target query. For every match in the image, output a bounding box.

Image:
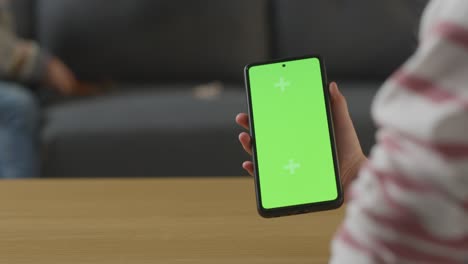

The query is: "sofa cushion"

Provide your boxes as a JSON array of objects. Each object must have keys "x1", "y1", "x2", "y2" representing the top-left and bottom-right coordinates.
[
  {"x1": 36, "y1": 0, "x2": 269, "y2": 83},
  {"x1": 272, "y1": 0, "x2": 428, "y2": 80},
  {"x1": 41, "y1": 81, "x2": 379, "y2": 177},
  {"x1": 41, "y1": 83, "x2": 249, "y2": 177}
]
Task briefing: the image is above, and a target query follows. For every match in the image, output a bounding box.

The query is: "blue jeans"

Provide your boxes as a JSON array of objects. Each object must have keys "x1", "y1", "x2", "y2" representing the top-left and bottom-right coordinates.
[{"x1": 0, "y1": 82, "x2": 40, "y2": 178}]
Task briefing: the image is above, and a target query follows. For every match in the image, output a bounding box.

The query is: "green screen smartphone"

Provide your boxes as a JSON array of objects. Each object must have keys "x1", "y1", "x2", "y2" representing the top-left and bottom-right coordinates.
[{"x1": 244, "y1": 55, "x2": 343, "y2": 218}]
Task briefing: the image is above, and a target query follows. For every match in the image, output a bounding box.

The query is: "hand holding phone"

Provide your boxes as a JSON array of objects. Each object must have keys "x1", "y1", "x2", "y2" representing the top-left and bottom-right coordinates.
[
  {"x1": 237, "y1": 83, "x2": 366, "y2": 198},
  {"x1": 243, "y1": 56, "x2": 365, "y2": 217}
]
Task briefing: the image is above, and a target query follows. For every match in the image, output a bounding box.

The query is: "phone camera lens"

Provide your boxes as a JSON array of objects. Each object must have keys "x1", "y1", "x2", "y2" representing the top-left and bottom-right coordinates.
[{"x1": 282, "y1": 64, "x2": 286, "y2": 67}]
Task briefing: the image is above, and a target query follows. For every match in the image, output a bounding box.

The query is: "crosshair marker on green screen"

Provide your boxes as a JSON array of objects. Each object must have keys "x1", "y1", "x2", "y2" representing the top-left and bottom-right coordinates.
[{"x1": 248, "y1": 58, "x2": 338, "y2": 210}]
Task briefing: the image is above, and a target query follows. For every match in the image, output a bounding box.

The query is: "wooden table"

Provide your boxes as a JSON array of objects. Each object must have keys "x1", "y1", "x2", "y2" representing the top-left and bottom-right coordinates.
[{"x1": 0, "y1": 178, "x2": 344, "y2": 263}]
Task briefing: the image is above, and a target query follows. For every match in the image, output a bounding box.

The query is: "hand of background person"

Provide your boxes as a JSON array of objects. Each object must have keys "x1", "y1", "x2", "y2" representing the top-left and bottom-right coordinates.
[
  {"x1": 44, "y1": 57, "x2": 100, "y2": 96},
  {"x1": 235, "y1": 82, "x2": 367, "y2": 192}
]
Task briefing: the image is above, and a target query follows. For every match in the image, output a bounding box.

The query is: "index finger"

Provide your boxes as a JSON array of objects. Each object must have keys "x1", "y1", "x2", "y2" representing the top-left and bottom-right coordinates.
[{"x1": 235, "y1": 113, "x2": 250, "y2": 130}]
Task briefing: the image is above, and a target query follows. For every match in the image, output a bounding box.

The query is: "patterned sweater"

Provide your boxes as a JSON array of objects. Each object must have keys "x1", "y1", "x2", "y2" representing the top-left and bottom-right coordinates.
[
  {"x1": 331, "y1": 0, "x2": 468, "y2": 263},
  {"x1": 0, "y1": 0, "x2": 47, "y2": 83}
]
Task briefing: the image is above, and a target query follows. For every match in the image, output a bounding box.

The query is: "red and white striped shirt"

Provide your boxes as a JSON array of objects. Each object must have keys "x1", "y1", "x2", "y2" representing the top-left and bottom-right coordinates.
[{"x1": 331, "y1": 0, "x2": 468, "y2": 263}]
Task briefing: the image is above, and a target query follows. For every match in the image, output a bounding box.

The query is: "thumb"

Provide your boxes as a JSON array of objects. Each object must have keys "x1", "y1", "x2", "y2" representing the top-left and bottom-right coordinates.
[
  {"x1": 329, "y1": 82, "x2": 352, "y2": 130},
  {"x1": 329, "y1": 82, "x2": 346, "y2": 110}
]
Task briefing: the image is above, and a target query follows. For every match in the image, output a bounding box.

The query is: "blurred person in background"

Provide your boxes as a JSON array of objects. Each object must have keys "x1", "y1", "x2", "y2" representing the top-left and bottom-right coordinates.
[
  {"x1": 238, "y1": 0, "x2": 468, "y2": 262},
  {"x1": 0, "y1": 0, "x2": 94, "y2": 178}
]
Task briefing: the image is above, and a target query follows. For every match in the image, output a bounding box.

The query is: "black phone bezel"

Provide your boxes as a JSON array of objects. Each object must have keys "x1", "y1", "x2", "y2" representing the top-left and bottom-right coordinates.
[{"x1": 244, "y1": 55, "x2": 344, "y2": 218}]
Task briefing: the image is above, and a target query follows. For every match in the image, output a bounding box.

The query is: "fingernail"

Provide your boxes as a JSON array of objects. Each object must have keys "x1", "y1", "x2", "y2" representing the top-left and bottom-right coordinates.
[
  {"x1": 239, "y1": 132, "x2": 249, "y2": 141},
  {"x1": 329, "y1": 82, "x2": 337, "y2": 97},
  {"x1": 333, "y1": 82, "x2": 339, "y2": 89}
]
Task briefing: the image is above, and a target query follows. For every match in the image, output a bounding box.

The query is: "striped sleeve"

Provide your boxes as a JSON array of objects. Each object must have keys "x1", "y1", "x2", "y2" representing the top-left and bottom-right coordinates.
[{"x1": 330, "y1": 0, "x2": 468, "y2": 263}]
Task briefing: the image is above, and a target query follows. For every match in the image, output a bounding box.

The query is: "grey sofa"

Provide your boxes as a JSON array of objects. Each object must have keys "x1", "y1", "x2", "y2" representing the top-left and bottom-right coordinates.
[{"x1": 12, "y1": 0, "x2": 427, "y2": 177}]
